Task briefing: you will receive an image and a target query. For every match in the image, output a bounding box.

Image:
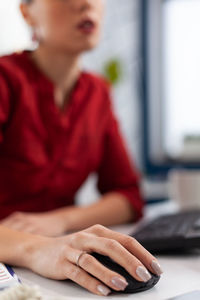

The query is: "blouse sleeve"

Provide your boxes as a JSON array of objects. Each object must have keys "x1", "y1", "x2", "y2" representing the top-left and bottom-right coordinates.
[
  {"x1": 0, "y1": 68, "x2": 11, "y2": 144},
  {"x1": 97, "y1": 90, "x2": 144, "y2": 221}
]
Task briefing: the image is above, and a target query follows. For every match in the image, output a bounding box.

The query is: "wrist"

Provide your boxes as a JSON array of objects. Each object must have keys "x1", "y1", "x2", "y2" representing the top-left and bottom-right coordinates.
[
  {"x1": 49, "y1": 206, "x2": 83, "y2": 233},
  {"x1": 0, "y1": 226, "x2": 47, "y2": 269},
  {"x1": 15, "y1": 233, "x2": 47, "y2": 269}
]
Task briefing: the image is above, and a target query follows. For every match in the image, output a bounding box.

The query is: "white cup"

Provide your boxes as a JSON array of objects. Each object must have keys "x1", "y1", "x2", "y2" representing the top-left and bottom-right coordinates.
[{"x1": 168, "y1": 169, "x2": 200, "y2": 210}]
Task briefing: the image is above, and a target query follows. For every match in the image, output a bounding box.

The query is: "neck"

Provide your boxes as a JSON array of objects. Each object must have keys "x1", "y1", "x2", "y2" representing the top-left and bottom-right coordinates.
[
  {"x1": 31, "y1": 46, "x2": 82, "y2": 109},
  {"x1": 31, "y1": 46, "x2": 81, "y2": 89}
]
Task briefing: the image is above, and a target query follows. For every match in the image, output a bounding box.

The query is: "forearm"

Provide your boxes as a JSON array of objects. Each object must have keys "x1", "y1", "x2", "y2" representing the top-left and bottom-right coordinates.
[
  {"x1": 0, "y1": 225, "x2": 39, "y2": 267},
  {"x1": 56, "y1": 192, "x2": 135, "y2": 232}
]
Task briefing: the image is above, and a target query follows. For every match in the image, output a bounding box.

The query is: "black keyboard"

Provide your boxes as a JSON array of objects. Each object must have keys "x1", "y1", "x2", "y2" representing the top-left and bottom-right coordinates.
[{"x1": 131, "y1": 210, "x2": 200, "y2": 253}]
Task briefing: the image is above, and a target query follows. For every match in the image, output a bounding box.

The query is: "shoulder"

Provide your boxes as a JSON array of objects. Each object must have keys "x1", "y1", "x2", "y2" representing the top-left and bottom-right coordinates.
[
  {"x1": 81, "y1": 71, "x2": 113, "y2": 112},
  {"x1": 0, "y1": 51, "x2": 22, "y2": 73},
  {"x1": 80, "y1": 72, "x2": 115, "y2": 127},
  {"x1": 82, "y1": 72, "x2": 113, "y2": 111},
  {"x1": 0, "y1": 51, "x2": 28, "y2": 86},
  {"x1": 81, "y1": 71, "x2": 112, "y2": 93},
  {"x1": 0, "y1": 53, "x2": 18, "y2": 93},
  {"x1": 0, "y1": 53, "x2": 20, "y2": 111}
]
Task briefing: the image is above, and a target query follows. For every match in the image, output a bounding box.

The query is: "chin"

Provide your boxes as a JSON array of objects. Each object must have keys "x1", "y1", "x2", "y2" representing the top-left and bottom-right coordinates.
[
  {"x1": 66, "y1": 42, "x2": 99, "y2": 54},
  {"x1": 81, "y1": 37, "x2": 101, "y2": 50},
  {"x1": 56, "y1": 36, "x2": 100, "y2": 55},
  {"x1": 75, "y1": 33, "x2": 101, "y2": 50},
  {"x1": 81, "y1": 43, "x2": 98, "y2": 51}
]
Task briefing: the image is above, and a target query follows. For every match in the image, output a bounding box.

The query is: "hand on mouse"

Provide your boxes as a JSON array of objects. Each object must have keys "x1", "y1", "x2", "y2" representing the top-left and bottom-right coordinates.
[{"x1": 24, "y1": 224, "x2": 163, "y2": 296}]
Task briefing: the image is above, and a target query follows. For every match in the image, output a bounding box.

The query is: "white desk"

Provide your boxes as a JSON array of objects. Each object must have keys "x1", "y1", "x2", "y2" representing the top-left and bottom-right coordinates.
[{"x1": 14, "y1": 201, "x2": 200, "y2": 300}]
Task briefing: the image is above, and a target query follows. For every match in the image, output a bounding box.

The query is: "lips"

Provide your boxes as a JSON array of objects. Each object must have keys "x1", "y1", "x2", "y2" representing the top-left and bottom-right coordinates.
[{"x1": 77, "y1": 19, "x2": 96, "y2": 34}]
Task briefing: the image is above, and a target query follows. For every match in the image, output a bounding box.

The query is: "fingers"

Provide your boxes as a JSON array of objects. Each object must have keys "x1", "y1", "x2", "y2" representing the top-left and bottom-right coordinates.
[
  {"x1": 1, "y1": 214, "x2": 27, "y2": 230},
  {"x1": 78, "y1": 252, "x2": 128, "y2": 291},
  {"x1": 68, "y1": 231, "x2": 152, "y2": 282},
  {"x1": 1, "y1": 212, "x2": 65, "y2": 237},
  {"x1": 1, "y1": 212, "x2": 28, "y2": 225},
  {"x1": 1, "y1": 213, "x2": 39, "y2": 234},
  {"x1": 65, "y1": 261, "x2": 111, "y2": 296},
  {"x1": 87, "y1": 225, "x2": 163, "y2": 277},
  {"x1": 82, "y1": 236, "x2": 152, "y2": 282},
  {"x1": 65, "y1": 248, "x2": 128, "y2": 291}
]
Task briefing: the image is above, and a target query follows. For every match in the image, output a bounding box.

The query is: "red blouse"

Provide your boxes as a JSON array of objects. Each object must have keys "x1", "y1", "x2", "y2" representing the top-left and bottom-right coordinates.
[{"x1": 0, "y1": 51, "x2": 143, "y2": 220}]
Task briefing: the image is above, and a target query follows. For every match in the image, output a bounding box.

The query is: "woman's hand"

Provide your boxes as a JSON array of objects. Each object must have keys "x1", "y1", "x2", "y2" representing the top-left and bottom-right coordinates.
[
  {"x1": 0, "y1": 211, "x2": 68, "y2": 236},
  {"x1": 0, "y1": 193, "x2": 139, "y2": 237},
  {"x1": 26, "y1": 224, "x2": 163, "y2": 296}
]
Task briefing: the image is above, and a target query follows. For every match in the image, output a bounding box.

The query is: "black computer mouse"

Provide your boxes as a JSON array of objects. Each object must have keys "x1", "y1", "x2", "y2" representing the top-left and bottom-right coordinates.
[{"x1": 91, "y1": 252, "x2": 160, "y2": 294}]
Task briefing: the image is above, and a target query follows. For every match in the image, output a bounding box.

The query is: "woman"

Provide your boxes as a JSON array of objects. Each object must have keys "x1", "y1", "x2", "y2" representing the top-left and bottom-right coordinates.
[
  {"x1": 0, "y1": 0, "x2": 142, "y2": 236},
  {"x1": 0, "y1": 0, "x2": 163, "y2": 296}
]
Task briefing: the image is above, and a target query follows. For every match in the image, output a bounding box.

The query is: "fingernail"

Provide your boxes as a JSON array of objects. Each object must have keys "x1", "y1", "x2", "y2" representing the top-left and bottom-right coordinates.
[
  {"x1": 111, "y1": 277, "x2": 128, "y2": 290},
  {"x1": 136, "y1": 266, "x2": 151, "y2": 282},
  {"x1": 97, "y1": 285, "x2": 111, "y2": 296},
  {"x1": 151, "y1": 260, "x2": 163, "y2": 275}
]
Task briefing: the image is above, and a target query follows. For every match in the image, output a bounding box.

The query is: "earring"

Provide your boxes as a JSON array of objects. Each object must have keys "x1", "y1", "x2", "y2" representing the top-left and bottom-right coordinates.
[
  {"x1": 32, "y1": 30, "x2": 37, "y2": 42},
  {"x1": 31, "y1": 28, "x2": 41, "y2": 45}
]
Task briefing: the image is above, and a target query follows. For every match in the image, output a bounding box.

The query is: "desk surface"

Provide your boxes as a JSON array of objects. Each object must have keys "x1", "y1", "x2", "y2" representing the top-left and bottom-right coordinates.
[{"x1": 14, "y1": 201, "x2": 200, "y2": 300}]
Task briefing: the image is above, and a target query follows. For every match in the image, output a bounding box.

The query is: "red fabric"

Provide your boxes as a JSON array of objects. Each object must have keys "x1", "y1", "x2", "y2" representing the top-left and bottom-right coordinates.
[{"x1": 0, "y1": 51, "x2": 144, "y2": 220}]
